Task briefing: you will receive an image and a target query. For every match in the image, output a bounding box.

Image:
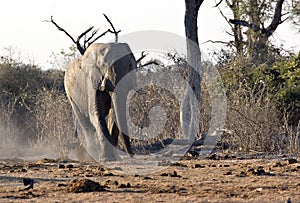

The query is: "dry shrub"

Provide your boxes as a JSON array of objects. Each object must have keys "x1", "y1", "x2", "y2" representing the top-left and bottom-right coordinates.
[
  {"x1": 129, "y1": 84, "x2": 181, "y2": 146},
  {"x1": 34, "y1": 88, "x2": 75, "y2": 158},
  {"x1": 127, "y1": 61, "x2": 214, "y2": 148},
  {"x1": 0, "y1": 105, "x2": 19, "y2": 153},
  {"x1": 222, "y1": 82, "x2": 282, "y2": 152},
  {"x1": 281, "y1": 117, "x2": 300, "y2": 154},
  {"x1": 128, "y1": 64, "x2": 186, "y2": 147},
  {"x1": 0, "y1": 99, "x2": 35, "y2": 157}
]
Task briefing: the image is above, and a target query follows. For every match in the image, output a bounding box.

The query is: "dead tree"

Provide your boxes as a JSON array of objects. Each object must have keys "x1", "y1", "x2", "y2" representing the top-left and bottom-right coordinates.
[
  {"x1": 46, "y1": 14, "x2": 121, "y2": 55},
  {"x1": 181, "y1": 0, "x2": 204, "y2": 140}
]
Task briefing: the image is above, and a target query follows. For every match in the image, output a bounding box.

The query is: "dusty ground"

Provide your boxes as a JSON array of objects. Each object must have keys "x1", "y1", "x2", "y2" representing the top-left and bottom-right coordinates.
[{"x1": 0, "y1": 153, "x2": 299, "y2": 203}]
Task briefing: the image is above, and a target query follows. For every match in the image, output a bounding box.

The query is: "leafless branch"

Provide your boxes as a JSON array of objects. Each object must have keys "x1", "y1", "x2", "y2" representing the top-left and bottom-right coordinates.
[
  {"x1": 138, "y1": 60, "x2": 160, "y2": 68},
  {"x1": 226, "y1": 31, "x2": 234, "y2": 36},
  {"x1": 88, "y1": 29, "x2": 110, "y2": 46},
  {"x1": 46, "y1": 14, "x2": 121, "y2": 55},
  {"x1": 214, "y1": 0, "x2": 224, "y2": 7},
  {"x1": 136, "y1": 51, "x2": 148, "y2": 65},
  {"x1": 84, "y1": 28, "x2": 99, "y2": 46},
  {"x1": 229, "y1": 19, "x2": 261, "y2": 32},
  {"x1": 46, "y1": 16, "x2": 76, "y2": 44},
  {"x1": 103, "y1": 13, "x2": 121, "y2": 43},
  {"x1": 202, "y1": 40, "x2": 233, "y2": 45},
  {"x1": 77, "y1": 26, "x2": 94, "y2": 54},
  {"x1": 217, "y1": 6, "x2": 234, "y2": 30},
  {"x1": 280, "y1": 16, "x2": 289, "y2": 24}
]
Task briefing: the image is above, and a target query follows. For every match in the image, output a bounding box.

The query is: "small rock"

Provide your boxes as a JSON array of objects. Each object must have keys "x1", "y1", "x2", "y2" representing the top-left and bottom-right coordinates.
[
  {"x1": 58, "y1": 164, "x2": 65, "y2": 169},
  {"x1": 288, "y1": 158, "x2": 298, "y2": 164},
  {"x1": 256, "y1": 168, "x2": 266, "y2": 176},
  {"x1": 118, "y1": 182, "x2": 131, "y2": 188},
  {"x1": 207, "y1": 154, "x2": 219, "y2": 160},
  {"x1": 256, "y1": 187, "x2": 263, "y2": 192},
  {"x1": 103, "y1": 172, "x2": 116, "y2": 176},
  {"x1": 170, "y1": 170, "x2": 182, "y2": 178},
  {"x1": 66, "y1": 164, "x2": 74, "y2": 169},
  {"x1": 237, "y1": 171, "x2": 247, "y2": 177},
  {"x1": 224, "y1": 171, "x2": 232, "y2": 175},
  {"x1": 112, "y1": 180, "x2": 119, "y2": 186},
  {"x1": 57, "y1": 183, "x2": 67, "y2": 187},
  {"x1": 194, "y1": 164, "x2": 205, "y2": 168},
  {"x1": 273, "y1": 162, "x2": 283, "y2": 167},
  {"x1": 171, "y1": 162, "x2": 187, "y2": 167},
  {"x1": 160, "y1": 170, "x2": 182, "y2": 178}
]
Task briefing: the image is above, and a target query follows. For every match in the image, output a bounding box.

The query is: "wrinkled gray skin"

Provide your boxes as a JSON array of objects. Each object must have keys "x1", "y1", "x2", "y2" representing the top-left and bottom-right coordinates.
[{"x1": 65, "y1": 43, "x2": 136, "y2": 161}]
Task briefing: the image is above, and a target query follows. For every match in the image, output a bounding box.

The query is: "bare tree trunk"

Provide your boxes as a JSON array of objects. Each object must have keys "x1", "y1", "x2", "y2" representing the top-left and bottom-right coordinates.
[{"x1": 181, "y1": 0, "x2": 204, "y2": 139}]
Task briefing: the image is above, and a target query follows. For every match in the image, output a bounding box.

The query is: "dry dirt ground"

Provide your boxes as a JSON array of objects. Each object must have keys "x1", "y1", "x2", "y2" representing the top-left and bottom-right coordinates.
[{"x1": 0, "y1": 153, "x2": 299, "y2": 203}]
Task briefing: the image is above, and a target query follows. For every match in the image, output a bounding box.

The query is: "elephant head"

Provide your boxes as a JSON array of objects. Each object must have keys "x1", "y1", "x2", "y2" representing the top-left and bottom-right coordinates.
[{"x1": 64, "y1": 43, "x2": 137, "y2": 161}]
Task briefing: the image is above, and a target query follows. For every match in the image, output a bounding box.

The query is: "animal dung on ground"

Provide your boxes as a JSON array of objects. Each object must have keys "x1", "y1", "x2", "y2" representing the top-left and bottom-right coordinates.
[{"x1": 66, "y1": 179, "x2": 106, "y2": 193}]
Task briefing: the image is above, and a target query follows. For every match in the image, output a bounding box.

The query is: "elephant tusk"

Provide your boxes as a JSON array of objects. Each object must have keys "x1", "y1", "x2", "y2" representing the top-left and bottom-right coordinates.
[{"x1": 100, "y1": 77, "x2": 107, "y2": 91}]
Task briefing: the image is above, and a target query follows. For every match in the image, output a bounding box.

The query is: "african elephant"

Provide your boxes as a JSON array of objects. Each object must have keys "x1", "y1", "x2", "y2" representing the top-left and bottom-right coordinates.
[{"x1": 64, "y1": 43, "x2": 137, "y2": 161}]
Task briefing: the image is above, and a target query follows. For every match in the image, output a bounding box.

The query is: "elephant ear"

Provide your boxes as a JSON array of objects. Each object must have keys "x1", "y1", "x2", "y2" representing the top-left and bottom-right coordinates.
[{"x1": 64, "y1": 57, "x2": 82, "y2": 97}]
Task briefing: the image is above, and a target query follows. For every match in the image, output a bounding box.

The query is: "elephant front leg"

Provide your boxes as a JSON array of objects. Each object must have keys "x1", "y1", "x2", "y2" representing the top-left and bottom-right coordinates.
[{"x1": 89, "y1": 91, "x2": 116, "y2": 162}]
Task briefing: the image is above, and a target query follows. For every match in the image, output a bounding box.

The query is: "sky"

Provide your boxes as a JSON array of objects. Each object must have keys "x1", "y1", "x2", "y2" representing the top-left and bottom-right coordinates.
[{"x1": 0, "y1": 0, "x2": 299, "y2": 69}]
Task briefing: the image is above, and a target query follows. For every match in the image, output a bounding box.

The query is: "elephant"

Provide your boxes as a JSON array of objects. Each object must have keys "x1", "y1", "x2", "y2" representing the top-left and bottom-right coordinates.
[{"x1": 64, "y1": 43, "x2": 137, "y2": 162}]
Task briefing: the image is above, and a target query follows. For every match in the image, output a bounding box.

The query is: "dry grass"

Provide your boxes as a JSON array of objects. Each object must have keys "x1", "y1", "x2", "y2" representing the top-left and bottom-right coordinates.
[
  {"x1": 221, "y1": 81, "x2": 299, "y2": 154},
  {"x1": 33, "y1": 88, "x2": 76, "y2": 158}
]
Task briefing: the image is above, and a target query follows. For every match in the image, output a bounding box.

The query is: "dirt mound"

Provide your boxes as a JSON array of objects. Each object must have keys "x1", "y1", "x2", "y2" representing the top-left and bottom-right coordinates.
[{"x1": 66, "y1": 179, "x2": 106, "y2": 193}]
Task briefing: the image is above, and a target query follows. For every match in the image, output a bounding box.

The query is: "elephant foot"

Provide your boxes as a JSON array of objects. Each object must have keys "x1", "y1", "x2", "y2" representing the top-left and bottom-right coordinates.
[
  {"x1": 75, "y1": 145, "x2": 96, "y2": 162},
  {"x1": 102, "y1": 156, "x2": 117, "y2": 162},
  {"x1": 102, "y1": 151, "x2": 124, "y2": 162}
]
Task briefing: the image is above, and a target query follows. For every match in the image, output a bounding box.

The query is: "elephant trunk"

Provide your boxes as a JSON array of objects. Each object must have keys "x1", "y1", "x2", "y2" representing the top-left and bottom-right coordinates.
[{"x1": 111, "y1": 92, "x2": 133, "y2": 155}]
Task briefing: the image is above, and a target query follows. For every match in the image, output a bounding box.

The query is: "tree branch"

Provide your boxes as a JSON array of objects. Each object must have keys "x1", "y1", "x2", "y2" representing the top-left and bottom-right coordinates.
[
  {"x1": 47, "y1": 14, "x2": 121, "y2": 55},
  {"x1": 263, "y1": 0, "x2": 285, "y2": 38},
  {"x1": 229, "y1": 19, "x2": 261, "y2": 32},
  {"x1": 214, "y1": 0, "x2": 224, "y2": 7},
  {"x1": 103, "y1": 13, "x2": 121, "y2": 43},
  {"x1": 46, "y1": 16, "x2": 76, "y2": 44},
  {"x1": 136, "y1": 51, "x2": 148, "y2": 65},
  {"x1": 77, "y1": 26, "x2": 94, "y2": 54},
  {"x1": 217, "y1": 6, "x2": 234, "y2": 30},
  {"x1": 84, "y1": 28, "x2": 99, "y2": 47},
  {"x1": 88, "y1": 30, "x2": 110, "y2": 46},
  {"x1": 202, "y1": 40, "x2": 234, "y2": 46},
  {"x1": 138, "y1": 60, "x2": 160, "y2": 68}
]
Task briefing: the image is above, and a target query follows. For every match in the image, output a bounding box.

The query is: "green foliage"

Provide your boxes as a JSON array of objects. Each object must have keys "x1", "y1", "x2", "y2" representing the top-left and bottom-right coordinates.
[
  {"x1": 49, "y1": 45, "x2": 80, "y2": 70},
  {"x1": 253, "y1": 52, "x2": 300, "y2": 123},
  {"x1": 0, "y1": 62, "x2": 65, "y2": 115},
  {"x1": 218, "y1": 50, "x2": 299, "y2": 152}
]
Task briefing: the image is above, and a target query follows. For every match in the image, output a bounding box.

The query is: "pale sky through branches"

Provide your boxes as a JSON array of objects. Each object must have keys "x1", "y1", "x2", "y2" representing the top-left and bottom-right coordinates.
[{"x1": 0, "y1": 0, "x2": 299, "y2": 69}]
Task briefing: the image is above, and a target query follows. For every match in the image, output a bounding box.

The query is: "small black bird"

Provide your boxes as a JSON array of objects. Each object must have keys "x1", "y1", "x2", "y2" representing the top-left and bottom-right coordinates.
[{"x1": 23, "y1": 178, "x2": 34, "y2": 190}]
